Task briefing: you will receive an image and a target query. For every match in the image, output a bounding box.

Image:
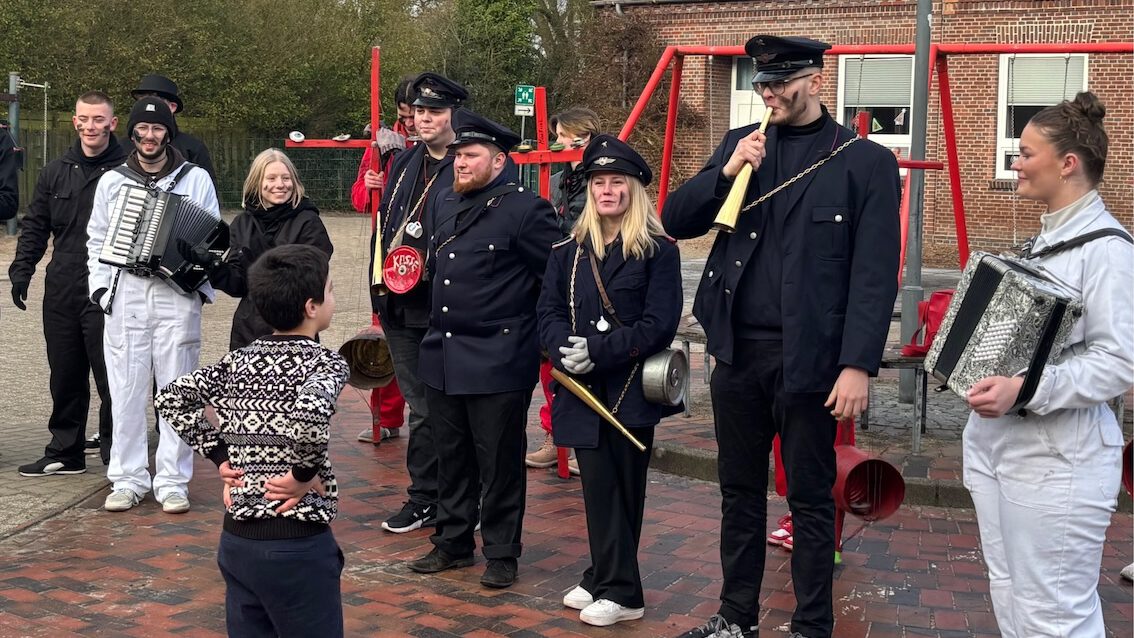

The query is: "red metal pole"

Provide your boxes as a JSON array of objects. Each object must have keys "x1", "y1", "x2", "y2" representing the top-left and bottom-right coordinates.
[
  {"x1": 657, "y1": 55, "x2": 684, "y2": 212},
  {"x1": 936, "y1": 55, "x2": 969, "y2": 267},
  {"x1": 855, "y1": 111, "x2": 870, "y2": 138},
  {"x1": 534, "y1": 87, "x2": 552, "y2": 199},
  {"x1": 937, "y1": 42, "x2": 1132, "y2": 54},
  {"x1": 619, "y1": 46, "x2": 677, "y2": 141},
  {"x1": 369, "y1": 47, "x2": 382, "y2": 230}
]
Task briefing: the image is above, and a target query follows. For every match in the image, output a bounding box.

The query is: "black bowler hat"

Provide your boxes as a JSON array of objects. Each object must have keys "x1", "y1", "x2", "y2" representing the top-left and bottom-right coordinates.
[
  {"x1": 581, "y1": 134, "x2": 652, "y2": 186},
  {"x1": 131, "y1": 74, "x2": 184, "y2": 113},
  {"x1": 127, "y1": 97, "x2": 179, "y2": 141},
  {"x1": 412, "y1": 72, "x2": 468, "y2": 108},
  {"x1": 745, "y1": 35, "x2": 832, "y2": 83},
  {"x1": 448, "y1": 110, "x2": 520, "y2": 155}
]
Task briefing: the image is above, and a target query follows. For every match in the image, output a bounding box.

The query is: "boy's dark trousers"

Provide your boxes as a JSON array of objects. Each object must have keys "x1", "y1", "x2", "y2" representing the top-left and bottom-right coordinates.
[{"x1": 217, "y1": 528, "x2": 344, "y2": 638}]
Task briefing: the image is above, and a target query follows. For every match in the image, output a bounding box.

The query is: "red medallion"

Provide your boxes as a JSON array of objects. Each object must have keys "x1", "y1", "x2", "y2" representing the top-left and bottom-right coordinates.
[{"x1": 383, "y1": 245, "x2": 424, "y2": 294}]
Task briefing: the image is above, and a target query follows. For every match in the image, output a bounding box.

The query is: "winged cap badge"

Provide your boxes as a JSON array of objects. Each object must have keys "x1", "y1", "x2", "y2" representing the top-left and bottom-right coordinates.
[{"x1": 595, "y1": 157, "x2": 616, "y2": 166}]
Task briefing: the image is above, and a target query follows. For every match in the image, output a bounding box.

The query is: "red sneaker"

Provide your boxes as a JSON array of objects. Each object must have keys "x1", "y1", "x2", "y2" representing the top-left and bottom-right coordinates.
[
  {"x1": 782, "y1": 535, "x2": 794, "y2": 551},
  {"x1": 767, "y1": 514, "x2": 793, "y2": 546}
]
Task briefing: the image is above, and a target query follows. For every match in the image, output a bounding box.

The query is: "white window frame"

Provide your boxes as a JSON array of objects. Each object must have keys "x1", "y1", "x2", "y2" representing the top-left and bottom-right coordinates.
[
  {"x1": 836, "y1": 54, "x2": 914, "y2": 165},
  {"x1": 995, "y1": 53, "x2": 1089, "y2": 179},
  {"x1": 730, "y1": 57, "x2": 767, "y2": 129}
]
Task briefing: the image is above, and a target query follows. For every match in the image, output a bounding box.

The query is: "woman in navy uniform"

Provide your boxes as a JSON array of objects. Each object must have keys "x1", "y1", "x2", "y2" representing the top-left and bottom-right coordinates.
[{"x1": 537, "y1": 135, "x2": 682, "y2": 627}]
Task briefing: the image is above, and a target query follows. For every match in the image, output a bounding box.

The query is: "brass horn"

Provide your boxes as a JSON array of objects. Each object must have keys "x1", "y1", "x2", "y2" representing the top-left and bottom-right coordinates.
[
  {"x1": 548, "y1": 367, "x2": 646, "y2": 452},
  {"x1": 338, "y1": 326, "x2": 396, "y2": 390},
  {"x1": 712, "y1": 108, "x2": 773, "y2": 234}
]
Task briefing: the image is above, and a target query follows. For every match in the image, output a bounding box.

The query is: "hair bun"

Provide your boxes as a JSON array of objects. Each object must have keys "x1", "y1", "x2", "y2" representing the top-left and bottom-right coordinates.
[{"x1": 1072, "y1": 91, "x2": 1106, "y2": 124}]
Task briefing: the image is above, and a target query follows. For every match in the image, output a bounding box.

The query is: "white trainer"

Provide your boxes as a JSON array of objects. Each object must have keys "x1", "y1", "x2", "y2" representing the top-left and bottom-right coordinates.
[
  {"x1": 563, "y1": 584, "x2": 594, "y2": 610},
  {"x1": 579, "y1": 598, "x2": 644, "y2": 626},
  {"x1": 162, "y1": 493, "x2": 191, "y2": 514},
  {"x1": 104, "y1": 489, "x2": 141, "y2": 512}
]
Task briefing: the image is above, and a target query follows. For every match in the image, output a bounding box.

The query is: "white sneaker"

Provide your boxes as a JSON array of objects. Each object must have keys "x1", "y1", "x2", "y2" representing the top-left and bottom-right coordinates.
[
  {"x1": 357, "y1": 427, "x2": 376, "y2": 444},
  {"x1": 162, "y1": 493, "x2": 191, "y2": 514},
  {"x1": 380, "y1": 427, "x2": 401, "y2": 440},
  {"x1": 1122, "y1": 562, "x2": 1134, "y2": 582},
  {"x1": 104, "y1": 489, "x2": 141, "y2": 512},
  {"x1": 579, "y1": 598, "x2": 644, "y2": 626},
  {"x1": 563, "y1": 584, "x2": 594, "y2": 610}
]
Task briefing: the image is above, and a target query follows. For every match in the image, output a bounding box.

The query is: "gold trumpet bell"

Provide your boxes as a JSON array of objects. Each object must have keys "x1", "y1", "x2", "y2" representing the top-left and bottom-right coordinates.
[
  {"x1": 712, "y1": 108, "x2": 773, "y2": 234},
  {"x1": 338, "y1": 326, "x2": 396, "y2": 390}
]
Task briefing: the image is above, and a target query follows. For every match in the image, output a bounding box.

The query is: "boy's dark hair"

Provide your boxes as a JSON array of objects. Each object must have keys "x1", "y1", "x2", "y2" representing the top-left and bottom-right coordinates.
[
  {"x1": 395, "y1": 75, "x2": 418, "y2": 107},
  {"x1": 77, "y1": 90, "x2": 114, "y2": 108},
  {"x1": 248, "y1": 244, "x2": 330, "y2": 331}
]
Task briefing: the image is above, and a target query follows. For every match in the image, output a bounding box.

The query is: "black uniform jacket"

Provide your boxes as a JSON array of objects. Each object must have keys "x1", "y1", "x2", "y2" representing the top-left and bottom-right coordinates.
[
  {"x1": 10, "y1": 137, "x2": 128, "y2": 289},
  {"x1": 549, "y1": 165, "x2": 587, "y2": 236},
  {"x1": 537, "y1": 236, "x2": 683, "y2": 449},
  {"x1": 369, "y1": 143, "x2": 455, "y2": 328},
  {"x1": 210, "y1": 197, "x2": 333, "y2": 350},
  {"x1": 0, "y1": 124, "x2": 17, "y2": 221},
  {"x1": 418, "y1": 173, "x2": 562, "y2": 395},
  {"x1": 661, "y1": 114, "x2": 900, "y2": 393}
]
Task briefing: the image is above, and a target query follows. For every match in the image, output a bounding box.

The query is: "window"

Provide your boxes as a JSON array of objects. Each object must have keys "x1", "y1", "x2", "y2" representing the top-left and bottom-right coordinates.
[
  {"x1": 730, "y1": 57, "x2": 768, "y2": 129},
  {"x1": 837, "y1": 55, "x2": 914, "y2": 162},
  {"x1": 995, "y1": 54, "x2": 1087, "y2": 179}
]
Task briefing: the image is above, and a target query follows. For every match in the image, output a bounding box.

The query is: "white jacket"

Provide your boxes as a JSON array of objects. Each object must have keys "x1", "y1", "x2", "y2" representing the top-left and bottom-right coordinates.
[
  {"x1": 86, "y1": 160, "x2": 221, "y2": 307},
  {"x1": 1019, "y1": 190, "x2": 1134, "y2": 438}
]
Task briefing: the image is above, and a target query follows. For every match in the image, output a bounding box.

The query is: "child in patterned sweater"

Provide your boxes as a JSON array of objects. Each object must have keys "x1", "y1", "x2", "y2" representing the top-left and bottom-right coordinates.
[{"x1": 155, "y1": 244, "x2": 349, "y2": 637}]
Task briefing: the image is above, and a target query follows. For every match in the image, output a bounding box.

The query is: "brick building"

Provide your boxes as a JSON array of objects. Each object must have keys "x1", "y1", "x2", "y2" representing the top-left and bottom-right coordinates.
[{"x1": 594, "y1": 0, "x2": 1133, "y2": 260}]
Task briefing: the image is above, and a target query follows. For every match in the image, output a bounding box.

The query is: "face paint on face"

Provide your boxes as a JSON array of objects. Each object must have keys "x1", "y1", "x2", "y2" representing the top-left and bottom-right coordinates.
[
  {"x1": 260, "y1": 161, "x2": 295, "y2": 207},
  {"x1": 133, "y1": 123, "x2": 169, "y2": 163},
  {"x1": 590, "y1": 172, "x2": 631, "y2": 218}
]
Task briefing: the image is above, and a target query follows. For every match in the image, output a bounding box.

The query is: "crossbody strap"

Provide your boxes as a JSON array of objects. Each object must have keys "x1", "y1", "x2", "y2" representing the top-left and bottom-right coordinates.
[
  {"x1": 1021, "y1": 228, "x2": 1134, "y2": 259},
  {"x1": 587, "y1": 250, "x2": 625, "y2": 329}
]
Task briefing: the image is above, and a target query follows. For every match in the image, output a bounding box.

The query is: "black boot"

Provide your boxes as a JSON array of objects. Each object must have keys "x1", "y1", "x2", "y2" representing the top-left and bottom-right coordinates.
[
  {"x1": 407, "y1": 546, "x2": 474, "y2": 574},
  {"x1": 480, "y1": 557, "x2": 518, "y2": 588}
]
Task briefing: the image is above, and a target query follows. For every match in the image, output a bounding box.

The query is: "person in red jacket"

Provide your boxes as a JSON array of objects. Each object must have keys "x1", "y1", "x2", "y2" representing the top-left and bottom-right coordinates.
[{"x1": 351, "y1": 76, "x2": 418, "y2": 444}]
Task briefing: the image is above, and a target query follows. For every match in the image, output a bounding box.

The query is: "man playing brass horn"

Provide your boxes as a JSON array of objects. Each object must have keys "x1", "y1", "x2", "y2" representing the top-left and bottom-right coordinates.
[{"x1": 662, "y1": 35, "x2": 900, "y2": 638}]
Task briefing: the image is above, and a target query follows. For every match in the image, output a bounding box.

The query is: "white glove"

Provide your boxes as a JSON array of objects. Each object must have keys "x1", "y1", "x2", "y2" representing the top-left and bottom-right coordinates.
[
  {"x1": 373, "y1": 127, "x2": 407, "y2": 156},
  {"x1": 559, "y1": 335, "x2": 594, "y2": 375}
]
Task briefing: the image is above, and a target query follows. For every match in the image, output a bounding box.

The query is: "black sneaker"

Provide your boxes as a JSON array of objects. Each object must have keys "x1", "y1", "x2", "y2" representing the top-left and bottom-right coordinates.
[
  {"x1": 18, "y1": 458, "x2": 86, "y2": 477},
  {"x1": 382, "y1": 501, "x2": 436, "y2": 533},
  {"x1": 84, "y1": 434, "x2": 101, "y2": 456},
  {"x1": 675, "y1": 614, "x2": 757, "y2": 638},
  {"x1": 407, "y1": 547, "x2": 475, "y2": 574},
  {"x1": 480, "y1": 558, "x2": 518, "y2": 588}
]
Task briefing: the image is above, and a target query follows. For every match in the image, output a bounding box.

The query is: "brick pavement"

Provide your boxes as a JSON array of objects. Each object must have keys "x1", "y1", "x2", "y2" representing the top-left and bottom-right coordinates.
[{"x1": 0, "y1": 388, "x2": 1130, "y2": 637}]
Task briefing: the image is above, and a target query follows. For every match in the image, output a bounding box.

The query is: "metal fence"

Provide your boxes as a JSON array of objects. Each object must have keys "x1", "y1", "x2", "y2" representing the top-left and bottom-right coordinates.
[{"x1": 13, "y1": 125, "x2": 558, "y2": 217}]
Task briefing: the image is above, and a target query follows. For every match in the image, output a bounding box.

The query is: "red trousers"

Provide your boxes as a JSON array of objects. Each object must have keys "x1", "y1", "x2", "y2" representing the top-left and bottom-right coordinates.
[
  {"x1": 368, "y1": 314, "x2": 406, "y2": 433},
  {"x1": 538, "y1": 359, "x2": 554, "y2": 434}
]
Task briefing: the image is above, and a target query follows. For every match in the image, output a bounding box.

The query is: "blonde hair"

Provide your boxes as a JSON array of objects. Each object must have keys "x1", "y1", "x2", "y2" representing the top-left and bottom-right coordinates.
[
  {"x1": 242, "y1": 148, "x2": 306, "y2": 209},
  {"x1": 573, "y1": 175, "x2": 666, "y2": 261}
]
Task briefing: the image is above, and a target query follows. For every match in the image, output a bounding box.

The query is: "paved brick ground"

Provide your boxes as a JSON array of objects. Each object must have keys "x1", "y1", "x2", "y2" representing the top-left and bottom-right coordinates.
[{"x1": 0, "y1": 385, "x2": 1130, "y2": 637}]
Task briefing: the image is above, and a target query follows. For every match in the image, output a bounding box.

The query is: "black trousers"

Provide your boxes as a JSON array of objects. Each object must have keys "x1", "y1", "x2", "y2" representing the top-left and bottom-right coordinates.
[
  {"x1": 576, "y1": 422, "x2": 655, "y2": 608},
  {"x1": 712, "y1": 339, "x2": 837, "y2": 638},
  {"x1": 218, "y1": 529, "x2": 344, "y2": 638},
  {"x1": 43, "y1": 272, "x2": 113, "y2": 465},
  {"x1": 427, "y1": 387, "x2": 527, "y2": 559},
  {"x1": 385, "y1": 324, "x2": 438, "y2": 506}
]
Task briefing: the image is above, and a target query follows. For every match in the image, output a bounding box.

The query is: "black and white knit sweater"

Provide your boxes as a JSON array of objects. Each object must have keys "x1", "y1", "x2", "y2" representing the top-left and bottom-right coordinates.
[{"x1": 156, "y1": 335, "x2": 350, "y2": 540}]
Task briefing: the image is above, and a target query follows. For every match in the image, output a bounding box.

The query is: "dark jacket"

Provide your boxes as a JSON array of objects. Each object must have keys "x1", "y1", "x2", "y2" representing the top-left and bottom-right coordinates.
[
  {"x1": 0, "y1": 123, "x2": 19, "y2": 221},
  {"x1": 538, "y1": 236, "x2": 683, "y2": 449},
  {"x1": 10, "y1": 136, "x2": 128, "y2": 288},
  {"x1": 369, "y1": 144, "x2": 455, "y2": 329},
  {"x1": 210, "y1": 197, "x2": 333, "y2": 350},
  {"x1": 418, "y1": 172, "x2": 562, "y2": 394},
  {"x1": 661, "y1": 113, "x2": 900, "y2": 393},
  {"x1": 549, "y1": 165, "x2": 587, "y2": 236}
]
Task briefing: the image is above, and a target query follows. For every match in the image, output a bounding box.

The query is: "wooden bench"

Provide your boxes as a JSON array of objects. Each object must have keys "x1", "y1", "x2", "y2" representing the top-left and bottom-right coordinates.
[{"x1": 675, "y1": 313, "x2": 931, "y2": 452}]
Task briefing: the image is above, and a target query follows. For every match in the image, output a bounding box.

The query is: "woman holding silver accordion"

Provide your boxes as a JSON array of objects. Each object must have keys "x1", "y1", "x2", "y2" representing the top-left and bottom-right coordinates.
[
  {"x1": 537, "y1": 135, "x2": 682, "y2": 627},
  {"x1": 180, "y1": 148, "x2": 333, "y2": 350},
  {"x1": 962, "y1": 91, "x2": 1133, "y2": 637}
]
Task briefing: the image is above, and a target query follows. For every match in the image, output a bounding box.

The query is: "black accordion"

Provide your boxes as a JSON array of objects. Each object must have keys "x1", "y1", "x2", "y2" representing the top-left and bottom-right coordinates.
[
  {"x1": 99, "y1": 183, "x2": 229, "y2": 294},
  {"x1": 924, "y1": 252, "x2": 1082, "y2": 406}
]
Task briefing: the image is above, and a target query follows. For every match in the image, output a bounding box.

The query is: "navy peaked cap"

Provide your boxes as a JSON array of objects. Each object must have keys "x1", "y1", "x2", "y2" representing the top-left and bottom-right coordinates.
[
  {"x1": 745, "y1": 35, "x2": 832, "y2": 83},
  {"x1": 581, "y1": 134, "x2": 652, "y2": 186}
]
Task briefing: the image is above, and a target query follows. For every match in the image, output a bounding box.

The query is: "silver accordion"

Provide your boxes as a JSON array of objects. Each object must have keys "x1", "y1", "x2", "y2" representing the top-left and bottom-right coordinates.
[
  {"x1": 99, "y1": 183, "x2": 229, "y2": 294},
  {"x1": 925, "y1": 252, "x2": 1082, "y2": 404}
]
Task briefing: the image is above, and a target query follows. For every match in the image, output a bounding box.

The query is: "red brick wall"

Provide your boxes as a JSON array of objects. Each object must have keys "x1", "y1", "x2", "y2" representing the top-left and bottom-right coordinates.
[{"x1": 604, "y1": 0, "x2": 1134, "y2": 259}]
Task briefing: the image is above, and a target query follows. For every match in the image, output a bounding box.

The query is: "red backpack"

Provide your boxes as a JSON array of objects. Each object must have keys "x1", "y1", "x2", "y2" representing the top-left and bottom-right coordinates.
[{"x1": 900, "y1": 290, "x2": 955, "y2": 357}]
